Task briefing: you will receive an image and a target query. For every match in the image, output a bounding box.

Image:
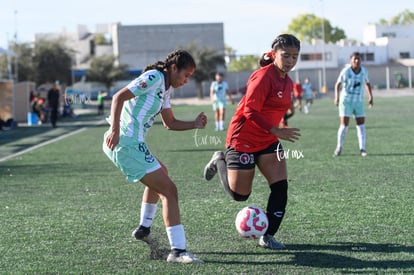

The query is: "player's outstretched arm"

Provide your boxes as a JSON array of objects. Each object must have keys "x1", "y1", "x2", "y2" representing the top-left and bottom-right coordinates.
[{"x1": 161, "y1": 109, "x2": 207, "y2": 131}]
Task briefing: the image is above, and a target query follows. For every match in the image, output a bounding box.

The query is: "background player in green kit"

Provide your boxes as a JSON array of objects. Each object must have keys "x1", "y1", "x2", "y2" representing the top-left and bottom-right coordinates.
[
  {"x1": 334, "y1": 52, "x2": 373, "y2": 157},
  {"x1": 103, "y1": 50, "x2": 207, "y2": 263}
]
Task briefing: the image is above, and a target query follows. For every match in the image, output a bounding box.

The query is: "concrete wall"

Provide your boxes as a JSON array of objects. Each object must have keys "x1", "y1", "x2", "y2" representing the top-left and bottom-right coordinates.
[{"x1": 115, "y1": 23, "x2": 225, "y2": 69}]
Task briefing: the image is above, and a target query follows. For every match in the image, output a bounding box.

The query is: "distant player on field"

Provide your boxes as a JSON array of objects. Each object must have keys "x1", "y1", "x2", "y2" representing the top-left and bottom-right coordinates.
[
  {"x1": 210, "y1": 72, "x2": 234, "y2": 131},
  {"x1": 333, "y1": 52, "x2": 373, "y2": 157},
  {"x1": 103, "y1": 50, "x2": 206, "y2": 263}
]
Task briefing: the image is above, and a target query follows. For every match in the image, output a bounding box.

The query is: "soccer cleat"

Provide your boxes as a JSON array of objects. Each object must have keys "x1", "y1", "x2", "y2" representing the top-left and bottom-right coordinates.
[
  {"x1": 360, "y1": 149, "x2": 368, "y2": 157},
  {"x1": 166, "y1": 251, "x2": 204, "y2": 263},
  {"x1": 258, "y1": 235, "x2": 286, "y2": 250},
  {"x1": 132, "y1": 225, "x2": 153, "y2": 244},
  {"x1": 203, "y1": 151, "x2": 224, "y2": 181},
  {"x1": 333, "y1": 147, "x2": 342, "y2": 157}
]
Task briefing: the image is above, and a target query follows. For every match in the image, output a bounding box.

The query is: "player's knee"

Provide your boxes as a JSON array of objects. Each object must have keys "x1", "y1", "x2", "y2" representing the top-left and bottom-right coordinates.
[{"x1": 231, "y1": 190, "x2": 250, "y2": 201}]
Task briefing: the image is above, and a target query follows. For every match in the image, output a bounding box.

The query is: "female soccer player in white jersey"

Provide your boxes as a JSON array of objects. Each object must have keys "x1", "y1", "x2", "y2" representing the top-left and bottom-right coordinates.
[
  {"x1": 103, "y1": 50, "x2": 206, "y2": 263},
  {"x1": 334, "y1": 52, "x2": 373, "y2": 157}
]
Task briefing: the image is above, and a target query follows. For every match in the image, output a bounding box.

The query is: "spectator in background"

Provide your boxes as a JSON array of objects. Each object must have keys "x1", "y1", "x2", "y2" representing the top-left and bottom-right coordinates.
[
  {"x1": 97, "y1": 91, "x2": 107, "y2": 115},
  {"x1": 47, "y1": 82, "x2": 61, "y2": 128}
]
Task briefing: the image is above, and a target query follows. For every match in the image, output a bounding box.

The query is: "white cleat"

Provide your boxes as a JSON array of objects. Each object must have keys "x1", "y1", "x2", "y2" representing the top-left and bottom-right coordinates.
[
  {"x1": 258, "y1": 235, "x2": 286, "y2": 250},
  {"x1": 166, "y1": 251, "x2": 204, "y2": 263}
]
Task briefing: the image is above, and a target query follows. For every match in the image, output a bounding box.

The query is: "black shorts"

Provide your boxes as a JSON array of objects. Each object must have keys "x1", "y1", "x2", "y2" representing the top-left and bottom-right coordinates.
[{"x1": 225, "y1": 142, "x2": 283, "y2": 170}]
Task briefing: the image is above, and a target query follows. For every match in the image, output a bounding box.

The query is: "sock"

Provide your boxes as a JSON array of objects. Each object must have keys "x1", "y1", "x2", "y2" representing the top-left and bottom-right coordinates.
[
  {"x1": 219, "y1": 120, "x2": 224, "y2": 129},
  {"x1": 265, "y1": 180, "x2": 288, "y2": 236},
  {"x1": 337, "y1": 125, "x2": 348, "y2": 149},
  {"x1": 166, "y1": 224, "x2": 186, "y2": 251},
  {"x1": 215, "y1": 121, "x2": 219, "y2": 130},
  {"x1": 140, "y1": 202, "x2": 158, "y2": 228},
  {"x1": 356, "y1": 124, "x2": 366, "y2": 151}
]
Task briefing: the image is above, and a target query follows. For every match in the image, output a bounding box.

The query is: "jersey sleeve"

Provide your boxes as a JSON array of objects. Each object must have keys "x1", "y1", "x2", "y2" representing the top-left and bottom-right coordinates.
[
  {"x1": 126, "y1": 71, "x2": 163, "y2": 97},
  {"x1": 336, "y1": 67, "x2": 347, "y2": 84},
  {"x1": 362, "y1": 67, "x2": 370, "y2": 83},
  {"x1": 210, "y1": 81, "x2": 216, "y2": 92}
]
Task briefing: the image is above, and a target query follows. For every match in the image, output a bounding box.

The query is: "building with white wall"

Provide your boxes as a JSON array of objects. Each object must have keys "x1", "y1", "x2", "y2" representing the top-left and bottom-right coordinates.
[{"x1": 34, "y1": 22, "x2": 414, "y2": 95}]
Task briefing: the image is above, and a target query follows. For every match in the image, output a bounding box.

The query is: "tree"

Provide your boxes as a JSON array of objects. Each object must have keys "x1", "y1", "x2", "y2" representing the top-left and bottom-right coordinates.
[
  {"x1": 286, "y1": 14, "x2": 346, "y2": 43},
  {"x1": 86, "y1": 55, "x2": 128, "y2": 93},
  {"x1": 228, "y1": 55, "x2": 260, "y2": 72},
  {"x1": 188, "y1": 46, "x2": 225, "y2": 99},
  {"x1": 33, "y1": 39, "x2": 74, "y2": 85},
  {"x1": 10, "y1": 42, "x2": 35, "y2": 82},
  {"x1": 378, "y1": 9, "x2": 414, "y2": 25}
]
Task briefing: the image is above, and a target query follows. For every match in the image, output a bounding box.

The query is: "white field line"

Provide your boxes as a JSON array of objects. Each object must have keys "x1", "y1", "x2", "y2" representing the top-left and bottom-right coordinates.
[{"x1": 0, "y1": 127, "x2": 87, "y2": 163}]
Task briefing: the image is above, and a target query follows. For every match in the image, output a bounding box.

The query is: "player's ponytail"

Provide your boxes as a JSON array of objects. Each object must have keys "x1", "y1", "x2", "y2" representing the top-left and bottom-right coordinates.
[
  {"x1": 144, "y1": 49, "x2": 196, "y2": 73},
  {"x1": 259, "y1": 51, "x2": 274, "y2": 67}
]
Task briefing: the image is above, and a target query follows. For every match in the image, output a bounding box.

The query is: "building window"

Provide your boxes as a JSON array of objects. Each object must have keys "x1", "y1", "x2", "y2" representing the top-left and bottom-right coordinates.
[
  {"x1": 399, "y1": 52, "x2": 410, "y2": 59},
  {"x1": 301, "y1": 52, "x2": 331, "y2": 62},
  {"x1": 360, "y1": 53, "x2": 374, "y2": 62},
  {"x1": 301, "y1": 53, "x2": 322, "y2": 61},
  {"x1": 381, "y1": 32, "x2": 396, "y2": 38},
  {"x1": 89, "y1": 40, "x2": 95, "y2": 56}
]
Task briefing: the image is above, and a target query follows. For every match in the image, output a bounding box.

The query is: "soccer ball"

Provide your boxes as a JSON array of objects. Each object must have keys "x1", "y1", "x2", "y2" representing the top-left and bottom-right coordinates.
[{"x1": 235, "y1": 206, "x2": 268, "y2": 239}]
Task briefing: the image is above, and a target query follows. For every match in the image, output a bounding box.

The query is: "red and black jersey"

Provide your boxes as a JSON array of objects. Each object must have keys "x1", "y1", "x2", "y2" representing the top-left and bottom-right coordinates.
[{"x1": 226, "y1": 64, "x2": 293, "y2": 152}]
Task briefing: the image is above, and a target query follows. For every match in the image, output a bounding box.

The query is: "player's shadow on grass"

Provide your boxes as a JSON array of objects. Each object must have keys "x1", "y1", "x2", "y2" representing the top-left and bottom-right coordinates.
[
  {"x1": 367, "y1": 152, "x2": 414, "y2": 157},
  {"x1": 200, "y1": 242, "x2": 414, "y2": 270}
]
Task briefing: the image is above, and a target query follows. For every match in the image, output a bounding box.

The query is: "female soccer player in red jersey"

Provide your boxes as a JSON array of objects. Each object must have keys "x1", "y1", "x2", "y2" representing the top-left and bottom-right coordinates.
[{"x1": 204, "y1": 34, "x2": 301, "y2": 249}]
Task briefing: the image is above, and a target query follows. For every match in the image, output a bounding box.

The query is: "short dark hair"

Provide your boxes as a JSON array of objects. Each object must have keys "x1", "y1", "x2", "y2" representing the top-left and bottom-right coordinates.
[{"x1": 350, "y1": 52, "x2": 360, "y2": 58}]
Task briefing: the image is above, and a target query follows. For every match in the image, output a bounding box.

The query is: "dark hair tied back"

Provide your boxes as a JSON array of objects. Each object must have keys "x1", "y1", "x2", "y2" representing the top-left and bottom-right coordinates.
[
  {"x1": 271, "y1": 34, "x2": 301, "y2": 51},
  {"x1": 144, "y1": 49, "x2": 196, "y2": 73}
]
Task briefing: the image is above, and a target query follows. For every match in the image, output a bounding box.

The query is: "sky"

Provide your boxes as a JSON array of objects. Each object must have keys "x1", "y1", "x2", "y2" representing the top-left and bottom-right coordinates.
[{"x1": 1, "y1": 0, "x2": 413, "y2": 55}]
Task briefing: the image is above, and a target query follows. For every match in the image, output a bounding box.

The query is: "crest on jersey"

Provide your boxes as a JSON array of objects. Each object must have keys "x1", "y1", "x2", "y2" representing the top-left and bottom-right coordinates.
[
  {"x1": 277, "y1": 91, "x2": 283, "y2": 98},
  {"x1": 139, "y1": 80, "x2": 148, "y2": 89},
  {"x1": 239, "y1": 153, "x2": 252, "y2": 165}
]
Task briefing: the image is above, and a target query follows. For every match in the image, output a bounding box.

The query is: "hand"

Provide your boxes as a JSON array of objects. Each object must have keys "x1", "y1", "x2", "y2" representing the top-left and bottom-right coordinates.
[
  {"x1": 334, "y1": 98, "x2": 339, "y2": 106},
  {"x1": 194, "y1": 112, "x2": 207, "y2": 129},
  {"x1": 271, "y1": 127, "x2": 301, "y2": 142},
  {"x1": 105, "y1": 130, "x2": 120, "y2": 151},
  {"x1": 368, "y1": 98, "x2": 373, "y2": 109}
]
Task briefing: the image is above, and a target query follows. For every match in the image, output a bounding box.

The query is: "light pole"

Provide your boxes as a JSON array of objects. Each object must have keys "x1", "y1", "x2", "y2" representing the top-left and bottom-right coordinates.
[
  {"x1": 13, "y1": 10, "x2": 18, "y2": 82},
  {"x1": 320, "y1": 0, "x2": 327, "y2": 93}
]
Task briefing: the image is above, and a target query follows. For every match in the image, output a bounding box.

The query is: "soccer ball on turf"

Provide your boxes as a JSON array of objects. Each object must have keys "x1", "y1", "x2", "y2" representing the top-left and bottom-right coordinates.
[{"x1": 235, "y1": 206, "x2": 268, "y2": 239}]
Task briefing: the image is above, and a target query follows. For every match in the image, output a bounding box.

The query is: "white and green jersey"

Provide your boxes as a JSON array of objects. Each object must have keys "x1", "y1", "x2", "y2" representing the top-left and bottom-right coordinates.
[
  {"x1": 210, "y1": 80, "x2": 229, "y2": 102},
  {"x1": 337, "y1": 65, "x2": 370, "y2": 103},
  {"x1": 118, "y1": 69, "x2": 172, "y2": 144}
]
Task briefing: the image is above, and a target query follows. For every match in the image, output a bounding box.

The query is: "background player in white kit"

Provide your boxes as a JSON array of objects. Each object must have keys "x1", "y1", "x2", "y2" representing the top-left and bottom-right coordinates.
[
  {"x1": 103, "y1": 50, "x2": 207, "y2": 263},
  {"x1": 334, "y1": 52, "x2": 373, "y2": 157}
]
